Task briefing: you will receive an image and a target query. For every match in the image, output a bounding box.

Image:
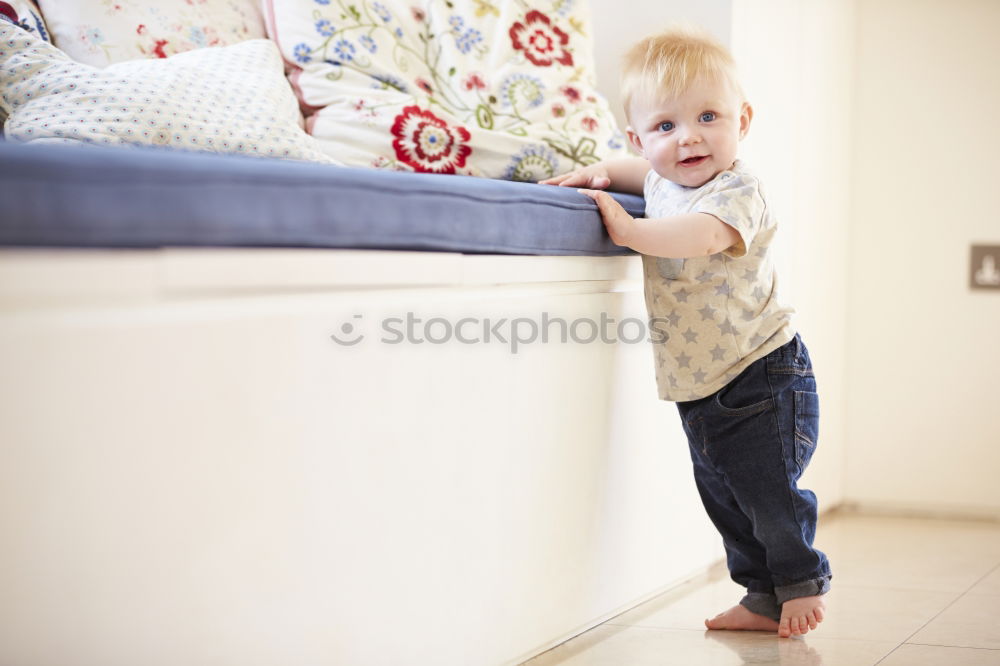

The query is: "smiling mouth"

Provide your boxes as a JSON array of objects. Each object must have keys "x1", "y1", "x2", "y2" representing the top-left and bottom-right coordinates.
[{"x1": 679, "y1": 156, "x2": 708, "y2": 167}]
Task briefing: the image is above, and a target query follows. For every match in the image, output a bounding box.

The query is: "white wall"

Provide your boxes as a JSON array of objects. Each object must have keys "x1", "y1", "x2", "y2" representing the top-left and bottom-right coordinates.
[
  {"x1": 845, "y1": 0, "x2": 1000, "y2": 517},
  {"x1": 728, "y1": 0, "x2": 856, "y2": 510},
  {"x1": 593, "y1": 0, "x2": 856, "y2": 515},
  {"x1": 590, "y1": 0, "x2": 732, "y2": 132}
]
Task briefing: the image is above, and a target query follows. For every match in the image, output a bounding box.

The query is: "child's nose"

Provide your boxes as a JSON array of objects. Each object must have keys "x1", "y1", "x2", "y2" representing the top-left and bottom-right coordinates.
[{"x1": 679, "y1": 130, "x2": 702, "y2": 146}]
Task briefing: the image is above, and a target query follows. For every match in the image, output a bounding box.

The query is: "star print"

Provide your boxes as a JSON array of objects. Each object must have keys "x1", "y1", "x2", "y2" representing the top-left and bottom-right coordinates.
[
  {"x1": 668, "y1": 375, "x2": 679, "y2": 388},
  {"x1": 665, "y1": 312, "x2": 681, "y2": 328},
  {"x1": 743, "y1": 268, "x2": 756, "y2": 282},
  {"x1": 682, "y1": 328, "x2": 699, "y2": 344},
  {"x1": 691, "y1": 368, "x2": 708, "y2": 384},
  {"x1": 718, "y1": 319, "x2": 736, "y2": 336},
  {"x1": 749, "y1": 333, "x2": 766, "y2": 347},
  {"x1": 698, "y1": 304, "x2": 717, "y2": 321},
  {"x1": 752, "y1": 285, "x2": 766, "y2": 301},
  {"x1": 673, "y1": 287, "x2": 690, "y2": 303},
  {"x1": 710, "y1": 344, "x2": 727, "y2": 361},
  {"x1": 712, "y1": 191, "x2": 733, "y2": 206},
  {"x1": 696, "y1": 271, "x2": 714, "y2": 284},
  {"x1": 741, "y1": 308, "x2": 757, "y2": 321},
  {"x1": 676, "y1": 351, "x2": 692, "y2": 369},
  {"x1": 715, "y1": 283, "x2": 732, "y2": 297}
]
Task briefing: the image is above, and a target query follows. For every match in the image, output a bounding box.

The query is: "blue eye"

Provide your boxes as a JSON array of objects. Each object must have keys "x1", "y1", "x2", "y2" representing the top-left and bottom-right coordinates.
[
  {"x1": 700, "y1": 112, "x2": 716, "y2": 122},
  {"x1": 658, "y1": 121, "x2": 674, "y2": 132}
]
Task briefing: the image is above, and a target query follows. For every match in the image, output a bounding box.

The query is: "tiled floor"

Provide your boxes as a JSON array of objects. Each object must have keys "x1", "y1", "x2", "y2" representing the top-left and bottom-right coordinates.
[{"x1": 524, "y1": 512, "x2": 1000, "y2": 665}]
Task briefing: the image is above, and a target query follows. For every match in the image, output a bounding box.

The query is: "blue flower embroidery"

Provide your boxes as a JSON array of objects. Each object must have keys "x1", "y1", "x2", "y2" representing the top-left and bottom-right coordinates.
[
  {"x1": 371, "y1": 73, "x2": 408, "y2": 93},
  {"x1": 293, "y1": 43, "x2": 312, "y2": 63},
  {"x1": 372, "y1": 2, "x2": 392, "y2": 22},
  {"x1": 455, "y1": 28, "x2": 482, "y2": 54},
  {"x1": 359, "y1": 34, "x2": 377, "y2": 53},
  {"x1": 84, "y1": 27, "x2": 105, "y2": 45},
  {"x1": 333, "y1": 39, "x2": 356, "y2": 62},
  {"x1": 189, "y1": 26, "x2": 207, "y2": 46},
  {"x1": 504, "y1": 145, "x2": 559, "y2": 182},
  {"x1": 315, "y1": 19, "x2": 335, "y2": 36},
  {"x1": 499, "y1": 73, "x2": 545, "y2": 109}
]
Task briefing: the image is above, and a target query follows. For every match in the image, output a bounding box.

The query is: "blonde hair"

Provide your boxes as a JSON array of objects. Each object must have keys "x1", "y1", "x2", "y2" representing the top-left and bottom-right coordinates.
[{"x1": 621, "y1": 25, "x2": 745, "y2": 123}]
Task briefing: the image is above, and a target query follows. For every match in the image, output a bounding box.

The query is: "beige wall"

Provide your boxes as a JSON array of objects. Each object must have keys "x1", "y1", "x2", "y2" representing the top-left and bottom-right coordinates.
[
  {"x1": 730, "y1": 0, "x2": 856, "y2": 510},
  {"x1": 845, "y1": 0, "x2": 1000, "y2": 517},
  {"x1": 591, "y1": 0, "x2": 732, "y2": 132}
]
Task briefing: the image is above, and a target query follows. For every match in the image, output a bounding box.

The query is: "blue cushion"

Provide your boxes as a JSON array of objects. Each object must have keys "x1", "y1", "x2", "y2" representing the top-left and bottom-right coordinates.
[{"x1": 0, "y1": 142, "x2": 643, "y2": 256}]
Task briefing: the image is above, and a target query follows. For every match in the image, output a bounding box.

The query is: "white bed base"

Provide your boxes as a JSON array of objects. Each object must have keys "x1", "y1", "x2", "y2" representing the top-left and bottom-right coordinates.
[{"x1": 0, "y1": 248, "x2": 723, "y2": 666}]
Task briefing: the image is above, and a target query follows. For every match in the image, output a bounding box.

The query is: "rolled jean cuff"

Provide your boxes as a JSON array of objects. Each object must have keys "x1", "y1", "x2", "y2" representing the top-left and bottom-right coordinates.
[
  {"x1": 774, "y1": 575, "x2": 832, "y2": 606},
  {"x1": 740, "y1": 592, "x2": 781, "y2": 622}
]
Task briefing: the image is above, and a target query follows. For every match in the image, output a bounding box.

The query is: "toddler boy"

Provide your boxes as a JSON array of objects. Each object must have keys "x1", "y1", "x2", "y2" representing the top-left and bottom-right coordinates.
[{"x1": 542, "y1": 26, "x2": 831, "y2": 637}]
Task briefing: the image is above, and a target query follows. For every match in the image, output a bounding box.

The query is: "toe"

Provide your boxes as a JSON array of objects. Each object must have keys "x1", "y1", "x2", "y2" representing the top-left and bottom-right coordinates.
[{"x1": 778, "y1": 617, "x2": 792, "y2": 638}]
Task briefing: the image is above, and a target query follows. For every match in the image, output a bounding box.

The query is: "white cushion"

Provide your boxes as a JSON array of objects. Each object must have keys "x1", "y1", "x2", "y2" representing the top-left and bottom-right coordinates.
[
  {"x1": 0, "y1": 23, "x2": 339, "y2": 163},
  {"x1": 36, "y1": 0, "x2": 266, "y2": 66}
]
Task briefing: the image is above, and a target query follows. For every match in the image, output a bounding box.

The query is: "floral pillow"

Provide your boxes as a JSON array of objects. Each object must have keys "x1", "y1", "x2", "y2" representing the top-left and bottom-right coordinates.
[
  {"x1": 35, "y1": 0, "x2": 266, "y2": 66},
  {"x1": 0, "y1": 0, "x2": 49, "y2": 41},
  {"x1": 0, "y1": 0, "x2": 49, "y2": 128},
  {"x1": 265, "y1": 0, "x2": 629, "y2": 180},
  {"x1": 0, "y1": 22, "x2": 339, "y2": 163}
]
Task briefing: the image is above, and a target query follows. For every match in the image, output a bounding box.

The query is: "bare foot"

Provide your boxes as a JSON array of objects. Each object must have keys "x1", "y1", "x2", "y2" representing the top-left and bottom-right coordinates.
[
  {"x1": 778, "y1": 594, "x2": 826, "y2": 637},
  {"x1": 704, "y1": 604, "x2": 780, "y2": 632}
]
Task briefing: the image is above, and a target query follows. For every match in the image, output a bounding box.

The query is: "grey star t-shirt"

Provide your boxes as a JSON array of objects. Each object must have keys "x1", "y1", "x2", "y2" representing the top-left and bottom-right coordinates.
[{"x1": 642, "y1": 160, "x2": 795, "y2": 402}]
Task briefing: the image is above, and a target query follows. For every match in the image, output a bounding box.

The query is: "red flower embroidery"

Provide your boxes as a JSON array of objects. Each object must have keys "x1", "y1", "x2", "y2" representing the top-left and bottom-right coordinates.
[
  {"x1": 509, "y1": 10, "x2": 573, "y2": 67},
  {"x1": 463, "y1": 73, "x2": 487, "y2": 91},
  {"x1": 560, "y1": 85, "x2": 581, "y2": 103},
  {"x1": 152, "y1": 39, "x2": 169, "y2": 58},
  {"x1": 391, "y1": 106, "x2": 472, "y2": 174},
  {"x1": 581, "y1": 117, "x2": 598, "y2": 132}
]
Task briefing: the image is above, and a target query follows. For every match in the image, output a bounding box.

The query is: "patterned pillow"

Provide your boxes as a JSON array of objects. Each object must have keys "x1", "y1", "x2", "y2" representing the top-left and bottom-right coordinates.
[
  {"x1": 0, "y1": 0, "x2": 49, "y2": 128},
  {"x1": 0, "y1": 1, "x2": 49, "y2": 41},
  {"x1": 0, "y1": 22, "x2": 339, "y2": 163},
  {"x1": 36, "y1": 0, "x2": 265, "y2": 66},
  {"x1": 265, "y1": 0, "x2": 629, "y2": 180}
]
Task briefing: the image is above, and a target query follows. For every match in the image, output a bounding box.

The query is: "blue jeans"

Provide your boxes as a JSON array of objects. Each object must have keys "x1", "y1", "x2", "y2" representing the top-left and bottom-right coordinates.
[{"x1": 676, "y1": 334, "x2": 831, "y2": 621}]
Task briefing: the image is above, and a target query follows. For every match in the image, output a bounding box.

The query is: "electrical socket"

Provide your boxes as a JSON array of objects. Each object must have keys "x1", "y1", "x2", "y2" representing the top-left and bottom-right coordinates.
[{"x1": 971, "y1": 245, "x2": 1000, "y2": 290}]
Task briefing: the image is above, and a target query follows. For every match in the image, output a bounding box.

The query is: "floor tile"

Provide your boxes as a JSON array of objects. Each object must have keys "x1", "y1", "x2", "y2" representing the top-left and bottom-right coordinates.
[
  {"x1": 606, "y1": 568, "x2": 746, "y2": 631},
  {"x1": 521, "y1": 514, "x2": 1000, "y2": 666},
  {"x1": 821, "y1": 515, "x2": 1000, "y2": 593},
  {"x1": 812, "y1": 585, "x2": 958, "y2": 644},
  {"x1": 878, "y1": 643, "x2": 1000, "y2": 665},
  {"x1": 908, "y1": 593, "x2": 1000, "y2": 650},
  {"x1": 523, "y1": 623, "x2": 896, "y2": 666},
  {"x1": 607, "y1": 569, "x2": 957, "y2": 645},
  {"x1": 969, "y1": 565, "x2": 1000, "y2": 596}
]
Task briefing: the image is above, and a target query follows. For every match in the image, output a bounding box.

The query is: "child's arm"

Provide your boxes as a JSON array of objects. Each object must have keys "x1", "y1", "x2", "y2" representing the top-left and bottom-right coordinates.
[
  {"x1": 539, "y1": 157, "x2": 650, "y2": 195},
  {"x1": 581, "y1": 189, "x2": 741, "y2": 258}
]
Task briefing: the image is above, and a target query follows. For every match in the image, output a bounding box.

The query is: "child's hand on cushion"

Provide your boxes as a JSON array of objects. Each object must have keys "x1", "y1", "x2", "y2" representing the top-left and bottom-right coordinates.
[
  {"x1": 577, "y1": 189, "x2": 634, "y2": 247},
  {"x1": 539, "y1": 164, "x2": 611, "y2": 190}
]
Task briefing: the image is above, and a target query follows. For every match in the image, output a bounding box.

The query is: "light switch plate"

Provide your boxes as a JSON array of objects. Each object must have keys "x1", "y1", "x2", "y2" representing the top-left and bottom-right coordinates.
[{"x1": 971, "y1": 245, "x2": 1000, "y2": 290}]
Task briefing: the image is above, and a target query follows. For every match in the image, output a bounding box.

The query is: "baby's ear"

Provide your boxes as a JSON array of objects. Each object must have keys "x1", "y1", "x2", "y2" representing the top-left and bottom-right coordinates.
[
  {"x1": 626, "y1": 127, "x2": 644, "y2": 155},
  {"x1": 738, "y1": 103, "x2": 753, "y2": 140}
]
